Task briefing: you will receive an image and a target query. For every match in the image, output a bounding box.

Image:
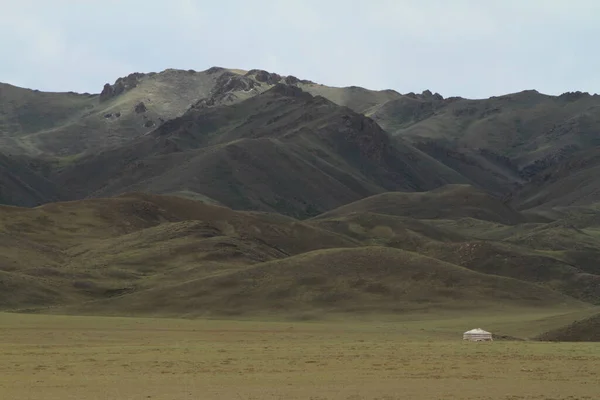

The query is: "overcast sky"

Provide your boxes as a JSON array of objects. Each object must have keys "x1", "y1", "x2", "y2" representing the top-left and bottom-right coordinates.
[{"x1": 2, "y1": 0, "x2": 599, "y2": 99}]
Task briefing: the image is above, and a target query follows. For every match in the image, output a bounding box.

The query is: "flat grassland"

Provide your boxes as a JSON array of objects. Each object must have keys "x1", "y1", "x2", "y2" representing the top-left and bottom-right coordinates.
[{"x1": 0, "y1": 310, "x2": 599, "y2": 400}]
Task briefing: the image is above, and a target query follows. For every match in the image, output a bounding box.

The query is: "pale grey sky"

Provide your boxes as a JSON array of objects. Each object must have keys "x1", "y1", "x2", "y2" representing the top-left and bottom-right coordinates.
[{"x1": 2, "y1": 0, "x2": 599, "y2": 99}]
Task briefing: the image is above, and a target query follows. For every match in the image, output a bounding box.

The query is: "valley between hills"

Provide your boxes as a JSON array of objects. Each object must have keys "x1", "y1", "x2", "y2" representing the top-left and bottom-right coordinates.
[{"x1": 1, "y1": 66, "x2": 600, "y2": 342}]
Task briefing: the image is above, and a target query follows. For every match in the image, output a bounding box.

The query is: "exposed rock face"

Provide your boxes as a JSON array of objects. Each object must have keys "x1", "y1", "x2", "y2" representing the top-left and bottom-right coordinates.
[
  {"x1": 257, "y1": 71, "x2": 282, "y2": 84},
  {"x1": 417, "y1": 90, "x2": 444, "y2": 101},
  {"x1": 520, "y1": 145, "x2": 578, "y2": 180},
  {"x1": 214, "y1": 72, "x2": 256, "y2": 95},
  {"x1": 99, "y1": 84, "x2": 114, "y2": 102},
  {"x1": 99, "y1": 72, "x2": 147, "y2": 102},
  {"x1": 246, "y1": 69, "x2": 282, "y2": 84},
  {"x1": 269, "y1": 83, "x2": 311, "y2": 99},
  {"x1": 284, "y1": 75, "x2": 313, "y2": 85},
  {"x1": 193, "y1": 72, "x2": 258, "y2": 108},
  {"x1": 444, "y1": 96, "x2": 464, "y2": 104},
  {"x1": 103, "y1": 112, "x2": 122, "y2": 120},
  {"x1": 335, "y1": 113, "x2": 392, "y2": 163},
  {"x1": 401, "y1": 90, "x2": 444, "y2": 102},
  {"x1": 206, "y1": 66, "x2": 226, "y2": 74},
  {"x1": 285, "y1": 75, "x2": 300, "y2": 85},
  {"x1": 134, "y1": 102, "x2": 147, "y2": 114},
  {"x1": 559, "y1": 91, "x2": 591, "y2": 102}
]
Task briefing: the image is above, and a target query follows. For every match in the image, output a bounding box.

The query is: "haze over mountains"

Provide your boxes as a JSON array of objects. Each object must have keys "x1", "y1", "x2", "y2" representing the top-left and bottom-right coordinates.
[{"x1": 1, "y1": 66, "x2": 600, "y2": 339}]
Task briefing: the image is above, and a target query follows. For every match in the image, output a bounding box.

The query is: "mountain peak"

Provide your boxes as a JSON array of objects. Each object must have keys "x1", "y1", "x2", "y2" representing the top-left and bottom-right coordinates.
[
  {"x1": 99, "y1": 72, "x2": 150, "y2": 102},
  {"x1": 244, "y1": 69, "x2": 282, "y2": 85},
  {"x1": 267, "y1": 83, "x2": 311, "y2": 98},
  {"x1": 558, "y1": 91, "x2": 591, "y2": 102}
]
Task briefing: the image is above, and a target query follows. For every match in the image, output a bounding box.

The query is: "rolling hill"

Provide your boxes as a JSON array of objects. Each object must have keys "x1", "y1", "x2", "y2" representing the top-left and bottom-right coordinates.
[
  {"x1": 61, "y1": 246, "x2": 583, "y2": 318},
  {"x1": 308, "y1": 186, "x2": 600, "y2": 305},
  {"x1": 535, "y1": 313, "x2": 600, "y2": 342},
  {"x1": 0, "y1": 193, "x2": 357, "y2": 310},
  {"x1": 0, "y1": 191, "x2": 597, "y2": 321},
  {"x1": 313, "y1": 184, "x2": 525, "y2": 225},
  {"x1": 2, "y1": 66, "x2": 600, "y2": 329}
]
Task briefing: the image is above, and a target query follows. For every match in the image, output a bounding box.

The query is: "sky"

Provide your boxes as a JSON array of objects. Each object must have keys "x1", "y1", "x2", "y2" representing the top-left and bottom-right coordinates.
[{"x1": 1, "y1": 0, "x2": 599, "y2": 99}]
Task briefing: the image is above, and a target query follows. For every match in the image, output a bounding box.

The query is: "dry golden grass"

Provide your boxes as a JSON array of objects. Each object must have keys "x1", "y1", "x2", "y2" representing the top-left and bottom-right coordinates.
[{"x1": 1, "y1": 311, "x2": 598, "y2": 400}]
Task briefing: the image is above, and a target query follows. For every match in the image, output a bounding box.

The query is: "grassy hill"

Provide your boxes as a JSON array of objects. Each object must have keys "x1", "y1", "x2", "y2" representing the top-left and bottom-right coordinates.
[
  {"x1": 313, "y1": 184, "x2": 525, "y2": 225},
  {"x1": 0, "y1": 191, "x2": 598, "y2": 318},
  {"x1": 298, "y1": 83, "x2": 403, "y2": 114},
  {"x1": 3, "y1": 67, "x2": 600, "y2": 319},
  {"x1": 56, "y1": 246, "x2": 583, "y2": 318},
  {"x1": 308, "y1": 186, "x2": 600, "y2": 304},
  {"x1": 535, "y1": 313, "x2": 600, "y2": 342},
  {"x1": 0, "y1": 193, "x2": 599, "y2": 318},
  {"x1": 0, "y1": 82, "x2": 97, "y2": 154},
  {"x1": 0, "y1": 193, "x2": 357, "y2": 311}
]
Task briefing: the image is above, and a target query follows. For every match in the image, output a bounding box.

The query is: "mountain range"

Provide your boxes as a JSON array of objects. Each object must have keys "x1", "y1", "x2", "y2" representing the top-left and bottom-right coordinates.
[{"x1": 1, "y1": 66, "x2": 600, "y2": 339}]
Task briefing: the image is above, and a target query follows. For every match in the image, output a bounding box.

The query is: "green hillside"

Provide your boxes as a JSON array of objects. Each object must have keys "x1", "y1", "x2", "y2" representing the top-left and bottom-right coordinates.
[{"x1": 2, "y1": 67, "x2": 600, "y2": 321}]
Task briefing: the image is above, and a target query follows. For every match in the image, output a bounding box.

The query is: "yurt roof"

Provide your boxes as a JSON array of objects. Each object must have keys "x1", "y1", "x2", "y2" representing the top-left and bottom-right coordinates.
[{"x1": 464, "y1": 328, "x2": 491, "y2": 334}]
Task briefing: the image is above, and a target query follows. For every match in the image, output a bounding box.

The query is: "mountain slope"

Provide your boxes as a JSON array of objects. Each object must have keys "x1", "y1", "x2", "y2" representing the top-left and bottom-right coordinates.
[
  {"x1": 16, "y1": 69, "x2": 228, "y2": 155},
  {"x1": 367, "y1": 90, "x2": 600, "y2": 204},
  {"x1": 514, "y1": 148, "x2": 600, "y2": 209},
  {"x1": 0, "y1": 82, "x2": 96, "y2": 154},
  {"x1": 0, "y1": 152, "x2": 61, "y2": 206},
  {"x1": 412, "y1": 140, "x2": 525, "y2": 197},
  {"x1": 373, "y1": 90, "x2": 600, "y2": 167},
  {"x1": 53, "y1": 85, "x2": 468, "y2": 218},
  {"x1": 0, "y1": 67, "x2": 296, "y2": 157},
  {"x1": 312, "y1": 86, "x2": 600, "y2": 210},
  {"x1": 5, "y1": 67, "x2": 600, "y2": 214}
]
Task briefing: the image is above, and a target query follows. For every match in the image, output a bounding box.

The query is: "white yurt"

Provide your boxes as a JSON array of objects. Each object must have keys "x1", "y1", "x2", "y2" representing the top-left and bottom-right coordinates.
[{"x1": 463, "y1": 328, "x2": 493, "y2": 342}]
